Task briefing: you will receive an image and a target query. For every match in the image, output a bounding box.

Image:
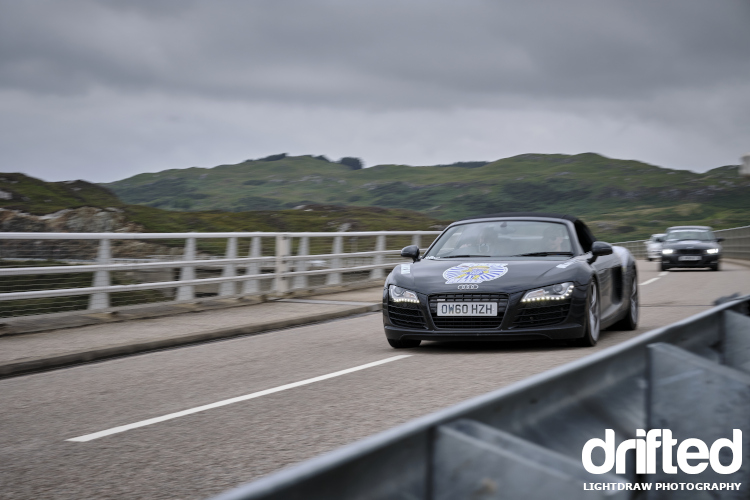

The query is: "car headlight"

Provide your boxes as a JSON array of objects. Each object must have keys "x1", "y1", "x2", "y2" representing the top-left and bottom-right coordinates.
[
  {"x1": 389, "y1": 285, "x2": 419, "y2": 303},
  {"x1": 706, "y1": 248, "x2": 719, "y2": 254},
  {"x1": 662, "y1": 249, "x2": 674, "y2": 255},
  {"x1": 521, "y1": 282, "x2": 574, "y2": 303}
]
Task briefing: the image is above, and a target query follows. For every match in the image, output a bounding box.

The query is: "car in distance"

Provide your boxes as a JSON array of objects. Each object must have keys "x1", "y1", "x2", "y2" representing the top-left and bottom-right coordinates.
[
  {"x1": 660, "y1": 226, "x2": 723, "y2": 271},
  {"x1": 383, "y1": 213, "x2": 639, "y2": 349},
  {"x1": 645, "y1": 233, "x2": 666, "y2": 261}
]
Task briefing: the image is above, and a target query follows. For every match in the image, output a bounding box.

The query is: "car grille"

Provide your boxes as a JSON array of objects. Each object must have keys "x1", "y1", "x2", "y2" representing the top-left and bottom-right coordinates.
[
  {"x1": 512, "y1": 302, "x2": 571, "y2": 328},
  {"x1": 387, "y1": 302, "x2": 427, "y2": 329},
  {"x1": 428, "y1": 293, "x2": 509, "y2": 330},
  {"x1": 675, "y1": 249, "x2": 703, "y2": 255}
]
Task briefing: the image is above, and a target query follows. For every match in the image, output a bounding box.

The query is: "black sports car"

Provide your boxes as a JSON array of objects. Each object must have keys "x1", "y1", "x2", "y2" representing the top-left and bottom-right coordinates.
[
  {"x1": 658, "y1": 225, "x2": 723, "y2": 271},
  {"x1": 383, "y1": 213, "x2": 639, "y2": 348}
]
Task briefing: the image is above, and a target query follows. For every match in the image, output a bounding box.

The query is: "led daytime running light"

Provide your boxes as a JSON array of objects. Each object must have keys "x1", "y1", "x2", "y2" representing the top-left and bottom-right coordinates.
[
  {"x1": 521, "y1": 283, "x2": 574, "y2": 303},
  {"x1": 662, "y1": 249, "x2": 674, "y2": 255},
  {"x1": 706, "y1": 248, "x2": 719, "y2": 254},
  {"x1": 389, "y1": 285, "x2": 419, "y2": 304},
  {"x1": 391, "y1": 297, "x2": 420, "y2": 303}
]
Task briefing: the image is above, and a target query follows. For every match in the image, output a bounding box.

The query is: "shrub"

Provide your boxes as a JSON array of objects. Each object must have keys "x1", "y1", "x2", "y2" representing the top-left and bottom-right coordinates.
[{"x1": 338, "y1": 157, "x2": 363, "y2": 170}]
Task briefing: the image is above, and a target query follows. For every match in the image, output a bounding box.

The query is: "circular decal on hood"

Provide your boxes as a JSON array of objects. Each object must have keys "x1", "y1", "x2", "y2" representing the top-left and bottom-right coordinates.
[{"x1": 443, "y1": 263, "x2": 508, "y2": 284}]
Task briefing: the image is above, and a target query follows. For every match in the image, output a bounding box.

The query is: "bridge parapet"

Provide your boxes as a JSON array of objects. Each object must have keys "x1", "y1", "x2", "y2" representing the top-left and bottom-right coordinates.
[{"x1": 0, "y1": 231, "x2": 440, "y2": 320}]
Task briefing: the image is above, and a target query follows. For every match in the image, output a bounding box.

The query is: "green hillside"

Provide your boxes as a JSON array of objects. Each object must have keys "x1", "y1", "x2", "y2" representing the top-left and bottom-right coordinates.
[
  {"x1": 0, "y1": 172, "x2": 446, "y2": 234},
  {"x1": 0, "y1": 173, "x2": 124, "y2": 214},
  {"x1": 4, "y1": 151, "x2": 750, "y2": 242},
  {"x1": 102, "y1": 153, "x2": 750, "y2": 240}
]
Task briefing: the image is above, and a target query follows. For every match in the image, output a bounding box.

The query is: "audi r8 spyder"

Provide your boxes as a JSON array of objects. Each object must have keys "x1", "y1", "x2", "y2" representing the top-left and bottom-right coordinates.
[{"x1": 383, "y1": 213, "x2": 639, "y2": 348}]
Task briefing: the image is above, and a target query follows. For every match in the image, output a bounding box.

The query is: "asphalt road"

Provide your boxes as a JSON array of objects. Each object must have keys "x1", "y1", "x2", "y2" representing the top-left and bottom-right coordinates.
[{"x1": 1, "y1": 261, "x2": 749, "y2": 500}]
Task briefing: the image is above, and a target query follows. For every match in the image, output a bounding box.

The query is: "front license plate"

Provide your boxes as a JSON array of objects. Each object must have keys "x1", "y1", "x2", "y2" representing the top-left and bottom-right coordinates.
[
  {"x1": 678, "y1": 256, "x2": 701, "y2": 261},
  {"x1": 437, "y1": 302, "x2": 497, "y2": 316}
]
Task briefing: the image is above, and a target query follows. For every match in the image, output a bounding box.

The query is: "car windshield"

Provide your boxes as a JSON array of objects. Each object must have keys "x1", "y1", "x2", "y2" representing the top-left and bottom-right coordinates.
[
  {"x1": 665, "y1": 229, "x2": 715, "y2": 242},
  {"x1": 424, "y1": 220, "x2": 574, "y2": 258}
]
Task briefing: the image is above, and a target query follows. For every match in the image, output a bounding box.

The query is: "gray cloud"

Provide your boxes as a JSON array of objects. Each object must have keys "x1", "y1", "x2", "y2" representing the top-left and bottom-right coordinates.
[{"x1": 0, "y1": 0, "x2": 749, "y2": 182}]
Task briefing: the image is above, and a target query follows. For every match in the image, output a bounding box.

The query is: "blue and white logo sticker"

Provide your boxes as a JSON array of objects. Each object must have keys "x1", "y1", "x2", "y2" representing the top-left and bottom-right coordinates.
[{"x1": 443, "y1": 263, "x2": 508, "y2": 284}]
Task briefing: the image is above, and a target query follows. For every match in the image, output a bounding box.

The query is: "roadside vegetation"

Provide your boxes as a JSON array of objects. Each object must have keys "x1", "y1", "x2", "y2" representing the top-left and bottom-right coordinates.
[{"x1": 2, "y1": 151, "x2": 749, "y2": 242}]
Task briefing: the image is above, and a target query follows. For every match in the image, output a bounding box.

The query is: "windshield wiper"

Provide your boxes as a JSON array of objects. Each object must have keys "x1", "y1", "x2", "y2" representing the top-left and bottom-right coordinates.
[
  {"x1": 443, "y1": 254, "x2": 490, "y2": 258},
  {"x1": 510, "y1": 252, "x2": 574, "y2": 257}
]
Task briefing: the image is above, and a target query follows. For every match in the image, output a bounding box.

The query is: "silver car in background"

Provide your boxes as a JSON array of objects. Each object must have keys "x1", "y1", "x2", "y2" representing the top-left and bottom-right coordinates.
[{"x1": 645, "y1": 233, "x2": 665, "y2": 261}]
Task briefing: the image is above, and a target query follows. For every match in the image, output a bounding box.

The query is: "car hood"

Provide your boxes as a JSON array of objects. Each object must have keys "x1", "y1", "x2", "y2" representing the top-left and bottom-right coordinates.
[
  {"x1": 389, "y1": 258, "x2": 587, "y2": 295},
  {"x1": 663, "y1": 240, "x2": 719, "y2": 250}
]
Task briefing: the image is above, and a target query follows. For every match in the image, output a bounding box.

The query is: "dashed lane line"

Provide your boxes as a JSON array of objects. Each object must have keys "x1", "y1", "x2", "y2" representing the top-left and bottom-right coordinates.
[
  {"x1": 641, "y1": 271, "x2": 669, "y2": 286},
  {"x1": 66, "y1": 354, "x2": 412, "y2": 443}
]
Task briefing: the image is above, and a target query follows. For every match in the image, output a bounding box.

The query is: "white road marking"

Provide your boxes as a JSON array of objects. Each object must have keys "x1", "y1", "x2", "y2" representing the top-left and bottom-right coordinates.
[
  {"x1": 67, "y1": 354, "x2": 412, "y2": 443},
  {"x1": 641, "y1": 271, "x2": 668, "y2": 286}
]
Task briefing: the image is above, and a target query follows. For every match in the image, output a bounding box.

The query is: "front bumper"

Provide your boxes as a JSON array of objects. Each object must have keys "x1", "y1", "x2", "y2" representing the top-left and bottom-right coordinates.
[
  {"x1": 661, "y1": 254, "x2": 719, "y2": 267},
  {"x1": 382, "y1": 286, "x2": 588, "y2": 342}
]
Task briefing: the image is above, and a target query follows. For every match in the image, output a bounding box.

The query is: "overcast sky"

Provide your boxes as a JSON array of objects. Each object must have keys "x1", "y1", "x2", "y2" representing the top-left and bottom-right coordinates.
[{"x1": 1, "y1": 0, "x2": 749, "y2": 182}]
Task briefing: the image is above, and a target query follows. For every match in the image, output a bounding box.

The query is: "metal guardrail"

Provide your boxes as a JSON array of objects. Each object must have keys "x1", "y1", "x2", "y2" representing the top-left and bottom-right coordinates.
[
  {"x1": 613, "y1": 225, "x2": 750, "y2": 261},
  {"x1": 0, "y1": 231, "x2": 440, "y2": 318},
  {"x1": 212, "y1": 295, "x2": 750, "y2": 500}
]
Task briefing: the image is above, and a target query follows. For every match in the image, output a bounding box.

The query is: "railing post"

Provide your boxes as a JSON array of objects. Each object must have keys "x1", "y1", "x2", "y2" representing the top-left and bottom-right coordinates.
[
  {"x1": 275, "y1": 234, "x2": 290, "y2": 294},
  {"x1": 293, "y1": 236, "x2": 309, "y2": 290},
  {"x1": 411, "y1": 234, "x2": 421, "y2": 251},
  {"x1": 243, "y1": 236, "x2": 261, "y2": 295},
  {"x1": 371, "y1": 234, "x2": 386, "y2": 280},
  {"x1": 327, "y1": 235, "x2": 343, "y2": 285},
  {"x1": 88, "y1": 238, "x2": 111, "y2": 310},
  {"x1": 219, "y1": 237, "x2": 237, "y2": 296},
  {"x1": 177, "y1": 237, "x2": 196, "y2": 301}
]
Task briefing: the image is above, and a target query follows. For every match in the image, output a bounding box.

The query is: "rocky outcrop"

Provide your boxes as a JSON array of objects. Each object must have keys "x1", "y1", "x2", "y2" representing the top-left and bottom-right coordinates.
[
  {"x1": 0, "y1": 207, "x2": 181, "y2": 261},
  {"x1": 0, "y1": 207, "x2": 143, "y2": 233}
]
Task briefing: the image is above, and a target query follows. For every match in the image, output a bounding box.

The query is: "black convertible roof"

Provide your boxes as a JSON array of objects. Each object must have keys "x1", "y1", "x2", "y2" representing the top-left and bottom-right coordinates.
[{"x1": 456, "y1": 212, "x2": 598, "y2": 252}]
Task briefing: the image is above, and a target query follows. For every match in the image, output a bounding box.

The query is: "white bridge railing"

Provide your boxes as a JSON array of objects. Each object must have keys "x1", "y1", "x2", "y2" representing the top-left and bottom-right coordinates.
[
  {"x1": 2, "y1": 224, "x2": 748, "y2": 320},
  {"x1": 0, "y1": 231, "x2": 440, "y2": 319}
]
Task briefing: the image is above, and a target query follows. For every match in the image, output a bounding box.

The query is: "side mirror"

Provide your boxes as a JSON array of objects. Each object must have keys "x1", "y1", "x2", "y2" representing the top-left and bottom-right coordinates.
[
  {"x1": 401, "y1": 245, "x2": 420, "y2": 263},
  {"x1": 716, "y1": 237, "x2": 725, "y2": 243},
  {"x1": 588, "y1": 241, "x2": 613, "y2": 264}
]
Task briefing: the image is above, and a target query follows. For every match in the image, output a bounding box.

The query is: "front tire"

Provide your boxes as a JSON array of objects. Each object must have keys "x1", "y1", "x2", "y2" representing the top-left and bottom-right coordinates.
[
  {"x1": 387, "y1": 338, "x2": 421, "y2": 349},
  {"x1": 660, "y1": 262, "x2": 670, "y2": 271},
  {"x1": 710, "y1": 262, "x2": 720, "y2": 271},
  {"x1": 613, "y1": 275, "x2": 638, "y2": 330},
  {"x1": 574, "y1": 281, "x2": 600, "y2": 347}
]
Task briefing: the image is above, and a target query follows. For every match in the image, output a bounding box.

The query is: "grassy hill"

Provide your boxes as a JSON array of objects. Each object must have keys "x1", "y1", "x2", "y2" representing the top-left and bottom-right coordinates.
[
  {"x1": 102, "y1": 153, "x2": 750, "y2": 241},
  {"x1": 0, "y1": 172, "x2": 446, "y2": 234},
  {"x1": 0, "y1": 172, "x2": 124, "y2": 214},
  {"x1": 3, "y1": 151, "x2": 750, "y2": 242}
]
